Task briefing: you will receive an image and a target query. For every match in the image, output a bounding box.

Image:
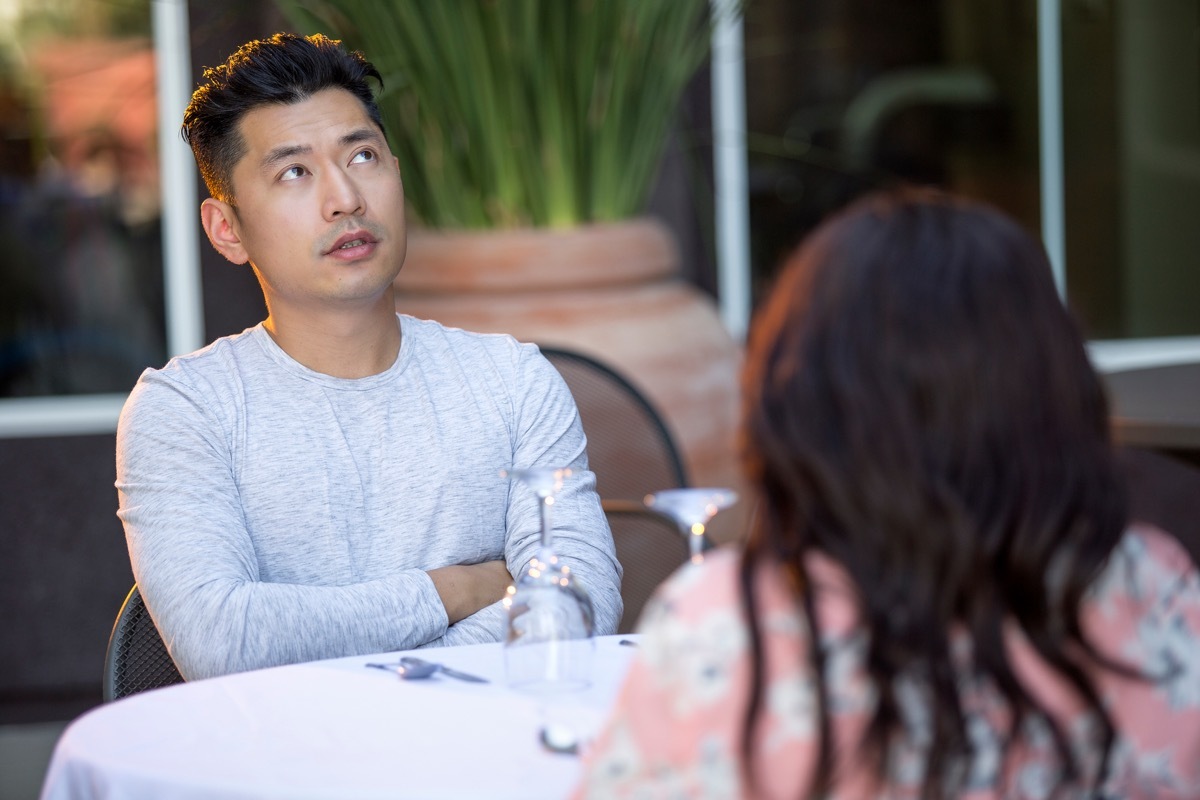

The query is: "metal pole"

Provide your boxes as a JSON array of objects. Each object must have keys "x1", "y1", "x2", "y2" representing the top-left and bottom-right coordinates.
[
  {"x1": 154, "y1": 0, "x2": 206, "y2": 356},
  {"x1": 710, "y1": 0, "x2": 752, "y2": 341},
  {"x1": 1038, "y1": 0, "x2": 1067, "y2": 297}
]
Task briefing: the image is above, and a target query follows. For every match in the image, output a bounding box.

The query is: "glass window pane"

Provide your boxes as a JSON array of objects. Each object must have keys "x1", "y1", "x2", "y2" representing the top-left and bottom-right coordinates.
[
  {"x1": 0, "y1": 0, "x2": 166, "y2": 397},
  {"x1": 1071, "y1": 0, "x2": 1200, "y2": 339},
  {"x1": 744, "y1": 0, "x2": 1200, "y2": 342},
  {"x1": 744, "y1": 0, "x2": 1042, "y2": 307}
]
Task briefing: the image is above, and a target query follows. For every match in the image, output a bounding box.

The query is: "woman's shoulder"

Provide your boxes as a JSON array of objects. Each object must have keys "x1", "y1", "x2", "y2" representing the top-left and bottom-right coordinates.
[
  {"x1": 1079, "y1": 525, "x2": 1200, "y2": 793},
  {"x1": 640, "y1": 547, "x2": 742, "y2": 625},
  {"x1": 1124, "y1": 521, "x2": 1196, "y2": 569},
  {"x1": 639, "y1": 546, "x2": 855, "y2": 641},
  {"x1": 1092, "y1": 523, "x2": 1199, "y2": 608},
  {"x1": 645, "y1": 547, "x2": 798, "y2": 619},
  {"x1": 1083, "y1": 521, "x2": 1200, "y2": 702}
]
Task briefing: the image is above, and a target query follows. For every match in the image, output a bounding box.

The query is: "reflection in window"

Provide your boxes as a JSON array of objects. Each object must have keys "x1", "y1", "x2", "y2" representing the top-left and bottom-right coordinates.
[
  {"x1": 742, "y1": 0, "x2": 1200, "y2": 341},
  {"x1": 743, "y1": 1, "x2": 1039, "y2": 312},
  {"x1": 0, "y1": 0, "x2": 165, "y2": 397}
]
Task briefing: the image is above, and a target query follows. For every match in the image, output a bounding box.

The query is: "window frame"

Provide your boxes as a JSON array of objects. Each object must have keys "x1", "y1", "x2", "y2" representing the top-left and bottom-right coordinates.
[
  {"x1": 1037, "y1": 0, "x2": 1200, "y2": 372},
  {"x1": 0, "y1": 0, "x2": 204, "y2": 439},
  {"x1": 4, "y1": 0, "x2": 1194, "y2": 440}
]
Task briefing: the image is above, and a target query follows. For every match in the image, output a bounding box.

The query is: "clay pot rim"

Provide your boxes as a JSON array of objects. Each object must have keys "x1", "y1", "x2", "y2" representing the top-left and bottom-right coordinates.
[{"x1": 395, "y1": 216, "x2": 680, "y2": 293}]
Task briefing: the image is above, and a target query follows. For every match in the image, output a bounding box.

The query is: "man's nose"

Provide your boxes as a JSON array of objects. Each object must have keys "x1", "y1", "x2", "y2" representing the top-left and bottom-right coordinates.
[{"x1": 322, "y1": 168, "x2": 365, "y2": 220}]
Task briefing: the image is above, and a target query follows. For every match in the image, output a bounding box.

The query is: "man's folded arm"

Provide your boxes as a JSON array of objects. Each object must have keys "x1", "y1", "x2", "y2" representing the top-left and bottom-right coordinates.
[
  {"x1": 501, "y1": 347, "x2": 625, "y2": 637},
  {"x1": 117, "y1": 376, "x2": 457, "y2": 681}
]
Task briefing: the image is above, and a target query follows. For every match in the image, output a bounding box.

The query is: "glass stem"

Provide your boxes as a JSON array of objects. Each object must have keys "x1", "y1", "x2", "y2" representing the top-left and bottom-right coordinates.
[
  {"x1": 689, "y1": 527, "x2": 704, "y2": 563},
  {"x1": 539, "y1": 496, "x2": 554, "y2": 552}
]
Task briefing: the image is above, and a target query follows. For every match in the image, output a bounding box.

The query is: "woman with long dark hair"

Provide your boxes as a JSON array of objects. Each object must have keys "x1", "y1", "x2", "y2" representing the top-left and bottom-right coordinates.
[{"x1": 576, "y1": 188, "x2": 1200, "y2": 798}]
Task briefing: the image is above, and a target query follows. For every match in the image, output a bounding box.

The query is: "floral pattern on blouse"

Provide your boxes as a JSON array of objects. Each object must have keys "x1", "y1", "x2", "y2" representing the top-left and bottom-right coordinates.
[{"x1": 575, "y1": 525, "x2": 1200, "y2": 799}]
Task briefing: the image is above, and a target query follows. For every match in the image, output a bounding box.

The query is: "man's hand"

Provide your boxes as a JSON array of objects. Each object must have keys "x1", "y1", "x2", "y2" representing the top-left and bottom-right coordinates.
[{"x1": 427, "y1": 560, "x2": 513, "y2": 625}]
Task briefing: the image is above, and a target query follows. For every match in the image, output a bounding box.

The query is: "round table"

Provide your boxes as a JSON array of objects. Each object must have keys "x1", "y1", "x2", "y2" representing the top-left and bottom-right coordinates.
[{"x1": 40, "y1": 636, "x2": 637, "y2": 799}]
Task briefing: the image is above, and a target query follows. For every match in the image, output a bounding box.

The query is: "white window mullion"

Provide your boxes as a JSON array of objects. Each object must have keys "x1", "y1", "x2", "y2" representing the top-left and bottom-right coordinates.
[
  {"x1": 0, "y1": 0, "x2": 204, "y2": 439},
  {"x1": 155, "y1": 0, "x2": 205, "y2": 360},
  {"x1": 710, "y1": 0, "x2": 752, "y2": 343},
  {"x1": 1037, "y1": 0, "x2": 1067, "y2": 297}
]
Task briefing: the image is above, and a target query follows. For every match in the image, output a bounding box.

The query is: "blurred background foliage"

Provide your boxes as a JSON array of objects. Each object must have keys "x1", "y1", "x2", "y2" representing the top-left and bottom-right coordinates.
[{"x1": 277, "y1": 0, "x2": 734, "y2": 229}]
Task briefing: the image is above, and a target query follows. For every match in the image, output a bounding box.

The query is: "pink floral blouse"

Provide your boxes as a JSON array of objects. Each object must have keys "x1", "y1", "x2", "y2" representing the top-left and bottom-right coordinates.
[{"x1": 575, "y1": 525, "x2": 1200, "y2": 799}]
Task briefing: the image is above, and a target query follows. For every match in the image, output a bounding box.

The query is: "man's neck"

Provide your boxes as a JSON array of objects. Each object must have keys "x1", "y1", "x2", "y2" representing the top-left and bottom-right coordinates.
[{"x1": 262, "y1": 297, "x2": 401, "y2": 379}]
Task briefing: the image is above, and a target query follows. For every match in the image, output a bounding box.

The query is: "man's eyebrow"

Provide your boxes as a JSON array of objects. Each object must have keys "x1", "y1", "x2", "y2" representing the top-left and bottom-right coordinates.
[
  {"x1": 340, "y1": 127, "x2": 385, "y2": 148},
  {"x1": 258, "y1": 129, "x2": 382, "y2": 172},
  {"x1": 260, "y1": 144, "x2": 311, "y2": 172}
]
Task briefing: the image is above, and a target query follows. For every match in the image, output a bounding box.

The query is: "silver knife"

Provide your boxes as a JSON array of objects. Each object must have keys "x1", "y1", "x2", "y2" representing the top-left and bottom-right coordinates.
[{"x1": 400, "y1": 656, "x2": 489, "y2": 684}]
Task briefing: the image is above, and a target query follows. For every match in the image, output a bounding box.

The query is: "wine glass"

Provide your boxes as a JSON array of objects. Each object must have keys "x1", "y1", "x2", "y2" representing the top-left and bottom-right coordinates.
[
  {"x1": 645, "y1": 487, "x2": 739, "y2": 563},
  {"x1": 500, "y1": 466, "x2": 595, "y2": 693}
]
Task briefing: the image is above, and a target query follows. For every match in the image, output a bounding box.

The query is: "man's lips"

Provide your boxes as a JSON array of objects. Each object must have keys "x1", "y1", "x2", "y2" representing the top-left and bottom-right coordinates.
[{"x1": 324, "y1": 231, "x2": 379, "y2": 255}]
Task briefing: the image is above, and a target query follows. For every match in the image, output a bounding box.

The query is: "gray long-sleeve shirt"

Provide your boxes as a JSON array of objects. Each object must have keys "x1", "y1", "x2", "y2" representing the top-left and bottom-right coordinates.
[{"x1": 115, "y1": 314, "x2": 623, "y2": 680}]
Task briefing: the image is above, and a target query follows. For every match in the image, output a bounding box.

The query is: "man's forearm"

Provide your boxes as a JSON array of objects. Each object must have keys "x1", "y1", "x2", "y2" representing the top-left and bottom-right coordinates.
[
  {"x1": 426, "y1": 560, "x2": 512, "y2": 625},
  {"x1": 420, "y1": 601, "x2": 507, "y2": 648}
]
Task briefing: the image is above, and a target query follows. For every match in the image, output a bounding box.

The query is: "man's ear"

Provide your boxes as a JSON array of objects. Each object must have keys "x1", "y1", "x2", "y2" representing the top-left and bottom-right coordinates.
[{"x1": 200, "y1": 197, "x2": 249, "y2": 265}]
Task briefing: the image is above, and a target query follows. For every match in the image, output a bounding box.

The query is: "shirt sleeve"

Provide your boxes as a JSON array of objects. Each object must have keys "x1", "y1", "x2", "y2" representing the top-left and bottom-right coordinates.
[
  {"x1": 419, "y1": 600, "x2": 507, "y2": 648},
  {"x1": 117, "y1": 370, "x2": 449, "y2": 681},
  {"x1": 500, "y1": 345, "x2": 624, "y2": 636}
]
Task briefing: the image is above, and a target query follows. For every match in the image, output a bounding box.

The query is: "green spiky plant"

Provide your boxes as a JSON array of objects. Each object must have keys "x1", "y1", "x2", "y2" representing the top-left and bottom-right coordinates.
[{"x1": 276, "y1": 0, "x2": 726, "y2": 229}]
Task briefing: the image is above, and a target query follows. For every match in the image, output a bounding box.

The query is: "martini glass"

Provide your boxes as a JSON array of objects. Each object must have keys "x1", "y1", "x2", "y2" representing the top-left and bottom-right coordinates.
[
  {"x1": 645, "y1": 487, "x2": 739, "y2": 563},
  {"x1": 500, "y1": 466, "x2": 595, "y2": 693}
]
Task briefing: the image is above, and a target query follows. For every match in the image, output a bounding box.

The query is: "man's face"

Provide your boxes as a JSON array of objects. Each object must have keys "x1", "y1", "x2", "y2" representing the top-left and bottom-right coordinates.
[{"x1": 212, "y1": 87, "x2": 406, "y2": 315}]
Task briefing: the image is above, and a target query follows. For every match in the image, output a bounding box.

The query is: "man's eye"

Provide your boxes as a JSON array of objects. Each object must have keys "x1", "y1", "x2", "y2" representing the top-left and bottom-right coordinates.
[
  {"x1": 351, "y1": 149, "x2": 376, "y2": 164},
  {"x1": 280, "y1": 165, "x2": 307, "y2": 181}
]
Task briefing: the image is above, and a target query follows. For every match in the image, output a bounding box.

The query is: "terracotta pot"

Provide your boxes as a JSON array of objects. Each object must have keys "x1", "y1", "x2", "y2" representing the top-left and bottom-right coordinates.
[{"x1": 394, "y1": 217, "x2": 747, "y2": 544}]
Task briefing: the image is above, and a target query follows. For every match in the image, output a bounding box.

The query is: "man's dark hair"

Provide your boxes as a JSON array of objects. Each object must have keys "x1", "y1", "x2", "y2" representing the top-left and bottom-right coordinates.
[{"x1": 181, "y1": 32, "x2": 384, "y2": 204}]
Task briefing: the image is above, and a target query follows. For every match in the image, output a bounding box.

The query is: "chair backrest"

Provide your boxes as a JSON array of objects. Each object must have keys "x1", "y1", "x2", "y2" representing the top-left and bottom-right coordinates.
[
  {"x1": 103, "y1": 584, "x2": 184, "y2": 701},
  {"x1": 539, "y1": 346, "x2": 688, "y2": 502},
  {"x1": 1117, "y1": 445, "x2": 1200, "y2": 569},
  {"x1": 604, "y1": 499, "x2": 691, "y2": 634}
]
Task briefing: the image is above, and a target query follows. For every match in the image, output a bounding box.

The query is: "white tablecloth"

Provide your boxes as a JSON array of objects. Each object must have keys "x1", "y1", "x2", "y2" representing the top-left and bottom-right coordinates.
[{"x1": 40, "y1": 635, "x2": 638, "y2": 799}]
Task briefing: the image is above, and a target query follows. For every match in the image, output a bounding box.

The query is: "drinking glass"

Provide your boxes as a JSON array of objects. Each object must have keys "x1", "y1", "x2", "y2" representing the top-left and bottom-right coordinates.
[
  {"x1": 501, "y1": 466, "x2": 595, "y2": 693},
  {"x1": 645, "y1": 487, "x2": 739, "y2": 563}
]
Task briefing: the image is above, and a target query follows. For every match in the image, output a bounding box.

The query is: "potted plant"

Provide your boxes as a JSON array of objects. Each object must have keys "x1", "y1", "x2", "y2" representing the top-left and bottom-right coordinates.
[{"x1": 276, "y1": 0, "x2": 744, "y2": 518}]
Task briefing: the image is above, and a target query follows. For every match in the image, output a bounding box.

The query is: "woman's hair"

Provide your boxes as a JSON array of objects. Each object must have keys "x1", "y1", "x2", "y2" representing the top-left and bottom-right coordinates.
[
  {"x1": 738, "y1": 186, "x2": 1128, "y2": 798},
  {"x1": 181, "y1": 33, "x2": 384, "y2": 205}
]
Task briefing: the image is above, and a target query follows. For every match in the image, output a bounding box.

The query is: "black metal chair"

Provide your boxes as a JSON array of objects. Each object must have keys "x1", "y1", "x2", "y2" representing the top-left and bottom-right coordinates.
[
  {"x1": 539, "y1": 346, "x2": 688, "y2": 502},
  {"x1": 538, "y1": 347, "x2": 693, "y2": 630},
  {"x1": 103, "y1": 584, "x2": 184, "y2": 701},
  {"x1": 603, "y1": 499, "x2": 691, "y2": 634},
  {"x1": 1118, "y1": 445, "x2": 1200, "y2": 569}
]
